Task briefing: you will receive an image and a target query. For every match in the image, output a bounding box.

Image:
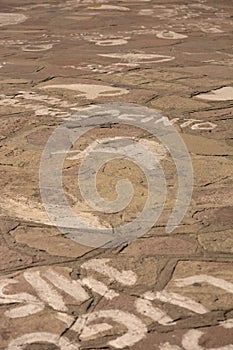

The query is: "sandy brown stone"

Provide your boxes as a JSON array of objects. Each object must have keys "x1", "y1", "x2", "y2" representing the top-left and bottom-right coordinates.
[
  {"x1": 193, "y1": 206, "x2": 233, "y2": 231},
  {"x1": 0, "y1": 245, "x2": 33, "y2": 270},
  {"x1": 81, "y1": 256, "x2": 159, "y2": 289},
  {"x1": 192, "y1": 156, "x2": 233, "y2": 188},
  {"x1": 133, "y1": 324, "x2": 233, "y2": 350},
  {"x1": 0, "y1": 309, "x2": 70, "y2": 350},
  {"x1": 11, "y1": 226, "x2": 94, "y2": 258},
  {"x1": 193, "y1": 187, "x2": 233, "y2": 207},
  {"x1": 0, "y1": 116, "x2": 29, "y2": 140},
  {"x1": 120, "y1": 236, "x2": 197, "y2": 256},
  {"x1": 182, "y1": 133, "x2": 233, "y2": 156},
  {"x1": 165, "y1": 261, "x2": 233, "y2": 311},
  {"x1": 0, "y1": 0, "x2": 233, "y2": 348},
  {"x1": 198, "y1": 230, "x2": 233, "y2": 253},
  {"x1": 151, "y1": 96, "x2": 210, "y2": 112}
]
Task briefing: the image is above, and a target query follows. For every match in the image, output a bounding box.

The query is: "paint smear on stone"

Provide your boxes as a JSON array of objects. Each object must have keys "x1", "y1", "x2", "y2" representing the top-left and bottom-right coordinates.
[
  {"x1": 82, "y1": 259, "x2": 137, "y2": 286},
  {"x1": 0, "y1": 13, "x2": 27, "y2": 26},
  {"x1": 144, "y1": 290, "x2": 208, "y2": 314},
  {"x1": 22, "y1": 43, "x2": 53, "y2": 52},
  {"x1": 196, "y1": 87, "x2": 233, "y2": 101},
  {"x1": 82, "y1": 277, "x2": 119, "y2": 300},
  {"x1": 68, "y1": 137, "x2": 167, "y2": 163},
  {"x1": 72, "y1": 309, "x2": 147, "y2": 348},
  {"x1": 88, "y1": 5, "x2": 130, "y2": 11},
  {"x1": 99, "y1": 53, "x2": 175, "y2": 64},
  {"x1": 40, "y1": 84, "x2": 129, "y2": 99},
  {"x1": 175, "y1": 274, "x2": 233, "y2": 294},
  {"x1": 135, "y1": 298, "x2": 175, "y2": 325},
  {"x1": 7, "y1": 332, "x2": 80, "y2": 350},
  {"x1": 156, "y1": 31, "x2": 187, "y2": 39}
]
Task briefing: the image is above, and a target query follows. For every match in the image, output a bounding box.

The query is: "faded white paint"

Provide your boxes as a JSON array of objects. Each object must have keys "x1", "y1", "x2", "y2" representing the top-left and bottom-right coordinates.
[
  {"x1": 82, "y1": 277, "x2": 119, "y2": 300},
  {"x1": 43, "y1": 269, "x2": 90, "y2": 302},
  {"x1": 68, "y1": 137, "x2": 167, "y2": 164},
  {"x1": 72, "y1": 309, "x2": 147, "y2": 348},
  {"x1": 135, "y1": 298, "x2": 175, "y2": 325},
  {"x1": 7, "y1": 332, "x2": 80, "y2": 350},
  {"x1": 182, "y1": 329, "x2": 233, "y2": 350},
  {"x1": 175, "y1": 274, "x2": 233, "y2": 294},
  {"x1": 159, "y1": 343, "x2": 182, "y2": 350},
  {"x1": 199, "y1": 25, "x2": 223, "y2": 33},
  {"x1": 170, "y1": 117, "x2": 217, "y2": 130},
  {"x1": 144, "y1": 290, "x2": 208, "y2": 314},
  {"x1": 5, "y1": 303, "x2": 44, "y2": 319},
  {"x1": 82, "y1": 259, "x2": 137, "y2": 286},
  {"x1": 22, "y1": 43, "x2": 53, "y2": 51},
  {"x1": 138, "y1": 9, "x2": 154, "y2": 15},
  {"x1": 80, "y1": 322, "x2": 113, "y2": 340},
  {"x1": 220, "y1": 319, "x2": 233, "y2": 329},
  {"x1": 88, "y1": 5, "x2": 129, "y2": 11},
  {"x1": 170, "y1": 118, "x2": 217, "y2": 131},
  {"x1": 40, "y1": 83, "x2": 129, "y2": 99},
  {"x1": 94, "y1": 38, "x2": 128, "y2": 46},
  {"x1": 0, "y1": 188, "x2": 108, "y2": 231},
  {"x1": 98, "y1": 53, "x2": 175, "y2": 64},
  {"x1": 160, "y1": 327, "x2": 233, "y2": 350},
  {"x1": 156, "y1": 31, "x2": 187, "y2": 39},
  {"x1": 191, "y1": 122, "x2": 217, "y2": 130},
  {"x1": 0, "y1": 279, "x2": 44, "y2": 318},
  {"x1": 2, "y1": 268, "x2": 233, "y2": 349},
  {"x1": 0, "y1": 13, "x2": 27, "y2": 26},
  {"x1": 196, "y1": 87, "x2": 233, "y2": 101},
  {"x1": 24, "y1": 271, "x2": 68, "y2": 311},
  {"x1": 55, "y1": 312, "x2": 75, "y2": 327}
]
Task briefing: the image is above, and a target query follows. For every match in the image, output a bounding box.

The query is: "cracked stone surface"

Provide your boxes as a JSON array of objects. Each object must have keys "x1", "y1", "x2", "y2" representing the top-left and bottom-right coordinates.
[{"x1": 0, "y1": 0, "x2": 233, "y2": 349}]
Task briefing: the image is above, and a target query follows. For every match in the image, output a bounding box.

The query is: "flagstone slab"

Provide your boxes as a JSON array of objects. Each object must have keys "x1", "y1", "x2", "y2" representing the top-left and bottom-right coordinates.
[
  {"x1": 11, "y1": 225, "x2": 94, "y2": 258},
  {"x1": 165, "y1": 261, "x2": 233, "y2": 311},
  {"x1": 151, "y1": 96, "x2": 210, "y2": 112},
  {"x1": 119, "y1": 236, "x2": 197, "y2": 257},
  {"x1": 0, "y1": 245, "x2": 34, "y2": 271},
  {"x1": 198, "y1": 230, "x2": 233, "y2": 254},
  {"x1": 133, "y1": 324, "x2": 233, "y2": 350}
]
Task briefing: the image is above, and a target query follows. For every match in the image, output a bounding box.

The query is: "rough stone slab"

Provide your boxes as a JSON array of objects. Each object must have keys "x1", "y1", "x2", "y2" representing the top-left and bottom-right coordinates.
[
  {"x1": 165, "y1": 261, "x2": 233, "y2": 311},
  {"x1": 0, "y1": 245, "x2": 34, "y2": 270},
  {"x1": 151, "y1": 96, "x2": 210, "y2": 112},
  {"x1": 133, "y1": 324, "x2": 233, "y2": 350},
  {"x1": 11, "y1": 226, "x2": 94, "y2": 258},
  {"x1": 198, "y1": 230, "x2": 233, "y2": 253},
  {"x1": 120, "y1": 236, "x2": 197, "y2": 256}
]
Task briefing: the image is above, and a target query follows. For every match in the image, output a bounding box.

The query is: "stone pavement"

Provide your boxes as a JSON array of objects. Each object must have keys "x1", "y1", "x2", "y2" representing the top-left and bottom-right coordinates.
[{"x1": 0, "y1": 0, "x2": 233, "y2": 349}]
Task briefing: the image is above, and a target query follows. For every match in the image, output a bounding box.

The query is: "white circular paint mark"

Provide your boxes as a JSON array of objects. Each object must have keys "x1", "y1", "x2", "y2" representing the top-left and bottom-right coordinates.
[
  {"x1": 138, "y1": 9, "x2": 154, "y2": 15},
  {"x1": 22, "y1": 43, "x2": 53, "y2": 52},
  {"x1": 156, "y1": 31, "x2": 187, "y2": 40},
  {"x1": 200, "y1": 26, "x2": 223, "y2": 33},
  {"x1": 98, "y1": 53, "x2": 175, "y2": 64},
  {"x1": 0, "y1": 13, "x2": 27, "y2": 27},
  {"x1": 88, "y1": 5, "x2": 130, "y2": 11},
  {"x1": 95, "y1": 38, "x2": 128, "y2": 46},
  {"x1": 191, "y1": 122, "x2": 217, "y2": 130}
]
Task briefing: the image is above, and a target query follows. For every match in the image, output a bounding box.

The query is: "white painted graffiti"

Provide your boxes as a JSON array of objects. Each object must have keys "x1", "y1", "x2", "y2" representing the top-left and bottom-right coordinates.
[
  {"x1": 0, "y1": 90, "x2": 218, "y2": 130},
  {"x1": 1, "y1": 259, "x2": 233, "y2": 349},
  {"x1": 170, "y1": 118, "x2": 217, "y2": 131},
  {"x1": 160, "y1": 329, "x2": 233, "y2": 350},
  {"x1": 40, "y1": 83, "x2": 129, "y2": 99}
]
